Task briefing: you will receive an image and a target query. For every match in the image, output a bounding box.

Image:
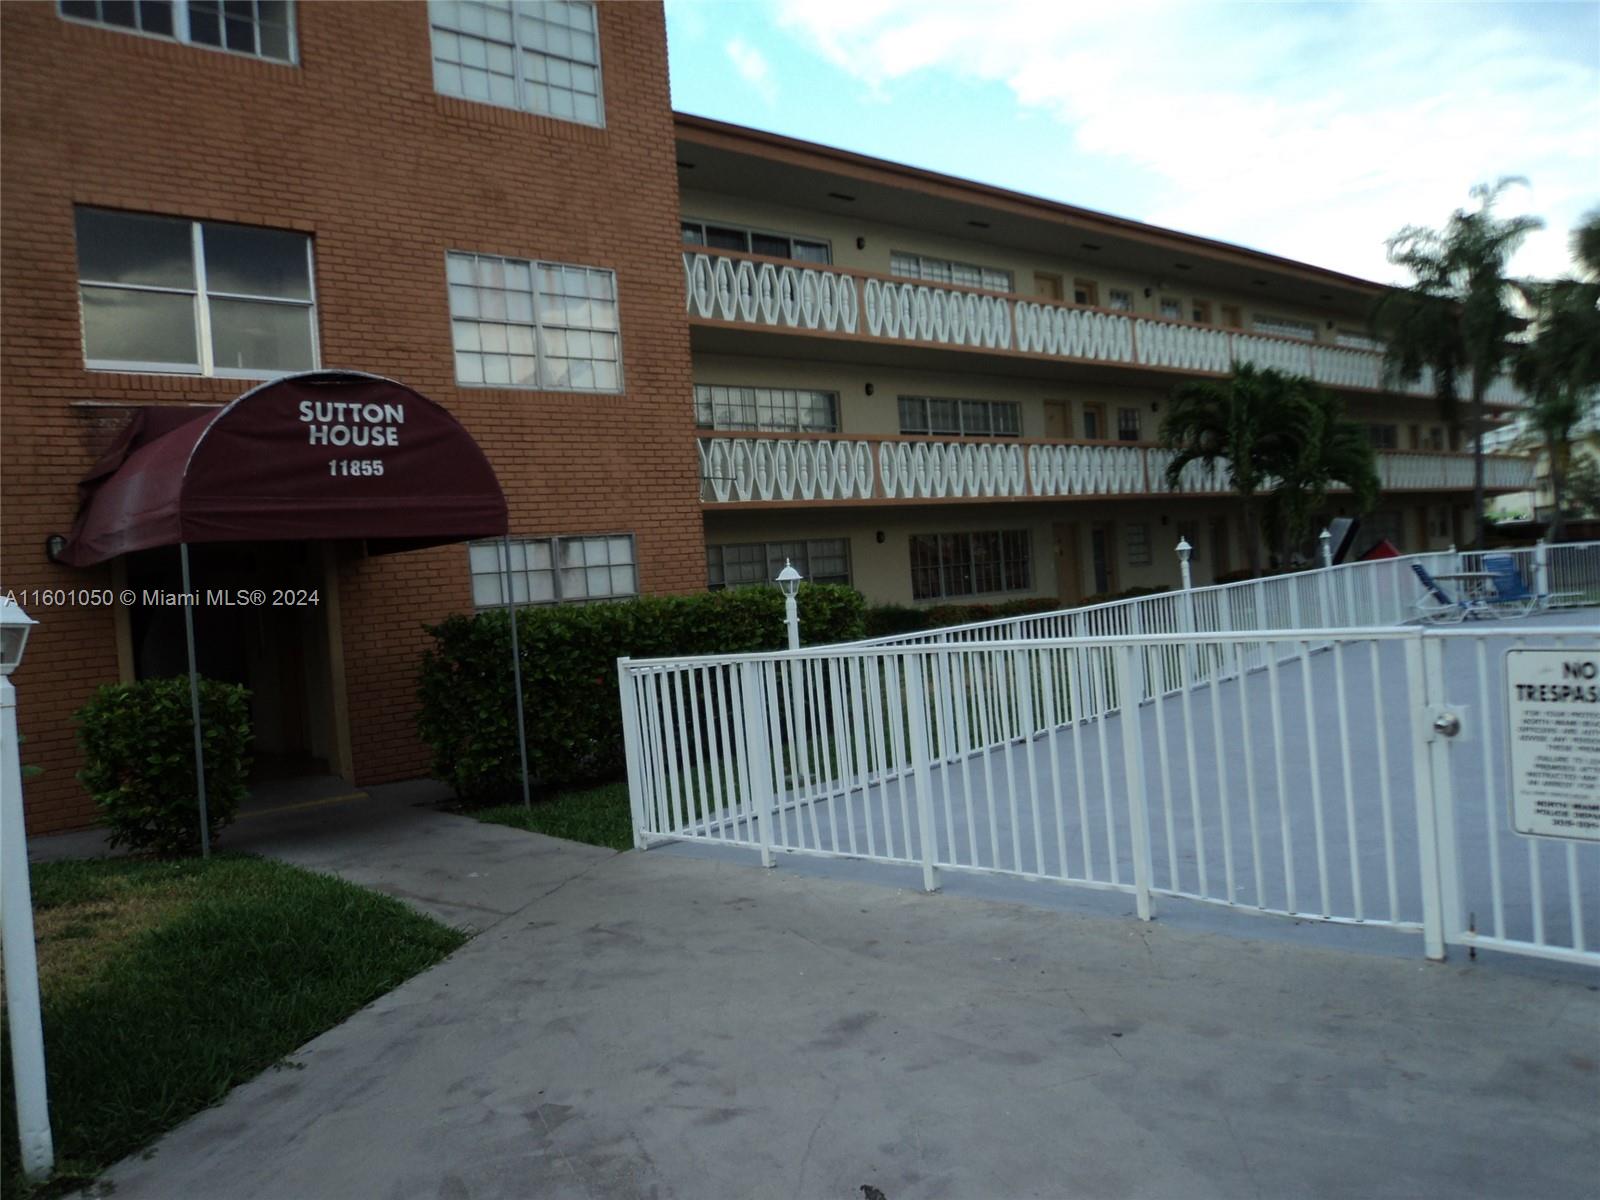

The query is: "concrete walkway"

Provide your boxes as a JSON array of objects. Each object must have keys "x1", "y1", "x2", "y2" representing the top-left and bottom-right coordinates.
[{"x1": 76, "y1": 804, "x2": 1599, "y2": 1200}]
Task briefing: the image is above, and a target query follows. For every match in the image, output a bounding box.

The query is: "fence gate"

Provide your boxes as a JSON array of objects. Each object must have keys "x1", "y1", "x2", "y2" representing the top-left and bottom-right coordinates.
[{"x1": 619, "y1": 623, "x2": 1599, "y2": 968}]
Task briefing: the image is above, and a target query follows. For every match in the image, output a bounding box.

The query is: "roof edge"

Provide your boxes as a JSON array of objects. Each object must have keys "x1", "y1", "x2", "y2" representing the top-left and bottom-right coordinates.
[{"x1": 673, "y1": 111, "x2": 1388, "y2": 297}]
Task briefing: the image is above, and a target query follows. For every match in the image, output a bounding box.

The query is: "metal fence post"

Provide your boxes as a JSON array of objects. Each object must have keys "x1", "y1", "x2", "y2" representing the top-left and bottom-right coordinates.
[
  {"x1": 902, "y1": 654, "x2": 941, "y2": 893},
  {"x1": 1533, "y1": 538, "x2": 1549, "y2": 601},
  {"x1": 616, "y1": 658, "x2": 649, "y2": 850},
  {"x1": 1403, "y1": 634, "x2": 1448, "y2": 960},
  {"x1": 1117, "y1": 644, "x2": 1156, "y2": 920},
  {"x1": 751, "y1": 660, "x2": 780, "y2": 869}
]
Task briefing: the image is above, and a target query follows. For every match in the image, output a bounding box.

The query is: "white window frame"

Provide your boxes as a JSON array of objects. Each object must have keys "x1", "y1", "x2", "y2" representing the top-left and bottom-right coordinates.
[
  {"x1": 680, "y1": 219, "x2": 831, "y2": 265},
  {"x1": 57, "y1": 0, "x2": 298, "y2": 64},
  {"x1": 429, "y1": 0, "x2": 605, "y2": 128},
  {"x1": 890, "y1": 251, "x2": 1013, "y2": 294},
  {"x1": 693, "y1": 384, "x2": 839, "y2": 433},
  {"x1": 898, "y1": 395, "x2": 1021, "y2": 439},
  {"x1": 909, "y1": 529, "x2": 1032, "y2": 601},
  {"x1": 76, "y1": 209, "x2": 320, "y2": 379},
  {"x1": 706, "y1": 538, "x2": 852, "y2": 590},
  {"x1": 447, "y1": 251, "x2": 623, "y2": 393},
  {"x1": 469, "y1": 533, "x2": 636, "y2": 608},
  {"x1": 1252, "y1": 314, "x2": 1318, "y2": 341}
]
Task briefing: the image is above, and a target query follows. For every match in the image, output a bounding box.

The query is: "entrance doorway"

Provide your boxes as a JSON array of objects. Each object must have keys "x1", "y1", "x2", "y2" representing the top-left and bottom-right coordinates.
[
  {"x1": 1090, "y1": 523, "x2": 1117, "y2": 596},
  {"x1": 1052, "y1": 523, "x2": 1082, "y2": 605},
  {"x1": 124, "y1": 541, "x2": 346, "y2": 781}
]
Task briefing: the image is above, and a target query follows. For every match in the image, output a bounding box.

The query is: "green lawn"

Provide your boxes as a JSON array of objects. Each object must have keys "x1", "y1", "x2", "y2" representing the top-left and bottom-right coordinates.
[
  {"x1": 1, "y1": 855, "x2": 465, "y2": 1198},
  {"x1": 472, "y1": 781, "x2": 633, "y2": 851}
]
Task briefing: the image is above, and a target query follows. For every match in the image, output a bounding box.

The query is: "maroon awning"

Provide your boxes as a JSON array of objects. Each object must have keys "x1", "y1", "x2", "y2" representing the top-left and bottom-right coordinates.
[{"x1": 60, "y1": 371, "x2": 508, "y2": 566}]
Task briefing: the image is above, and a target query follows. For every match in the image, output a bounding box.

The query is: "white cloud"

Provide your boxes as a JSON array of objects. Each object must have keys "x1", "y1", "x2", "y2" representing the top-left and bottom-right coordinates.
[
  {"x1": 772, "y1": 0, "x2": 1599, "y2": 282},
  {"x1": 726, "y1": 35, "x2": 779, "y2": 105}
]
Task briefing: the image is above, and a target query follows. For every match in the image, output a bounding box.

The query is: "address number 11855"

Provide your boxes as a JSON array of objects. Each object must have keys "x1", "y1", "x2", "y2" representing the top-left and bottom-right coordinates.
[{"x1": 329, "y1": 458, "x2": 385, "y2": 477}]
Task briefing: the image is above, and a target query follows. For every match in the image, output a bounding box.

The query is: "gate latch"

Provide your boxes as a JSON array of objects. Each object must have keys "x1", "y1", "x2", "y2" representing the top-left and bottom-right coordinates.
[{"x1": 1425, "y1": 704, "x2": 1468, "y2": 741}]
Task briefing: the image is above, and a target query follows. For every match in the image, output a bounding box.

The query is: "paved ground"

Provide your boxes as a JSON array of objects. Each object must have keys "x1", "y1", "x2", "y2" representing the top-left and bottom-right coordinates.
[{"x1": 57, "y1": 793, "x2": 1599, "y2": 1200}]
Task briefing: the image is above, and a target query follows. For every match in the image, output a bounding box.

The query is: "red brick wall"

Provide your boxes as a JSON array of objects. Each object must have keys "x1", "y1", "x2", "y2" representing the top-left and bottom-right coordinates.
[{"x1": 0, "y1": 1, "x2": 702, "y2": 833}]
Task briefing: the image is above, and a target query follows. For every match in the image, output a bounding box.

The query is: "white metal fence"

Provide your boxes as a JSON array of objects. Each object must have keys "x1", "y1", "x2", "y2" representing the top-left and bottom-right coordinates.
[
  {"x1": 856, "y1": 540, "x2": 1600, "y2": 653},
  {"x1": 620, "y1": 621, "x2": 1600, "y2": 967}
]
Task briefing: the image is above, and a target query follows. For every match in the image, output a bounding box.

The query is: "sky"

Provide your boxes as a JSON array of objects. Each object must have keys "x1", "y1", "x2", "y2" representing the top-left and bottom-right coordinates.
[{"x1": 663, "y1": 0, "x2": 1600, "y2": 285}]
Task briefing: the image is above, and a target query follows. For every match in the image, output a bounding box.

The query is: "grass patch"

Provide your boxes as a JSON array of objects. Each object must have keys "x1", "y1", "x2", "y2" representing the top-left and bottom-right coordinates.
[
  {"x1": 473, "y1": 781, "x2": 633, "y2": 851},
  {"x1": 2, "y1": 855, "x2": 466, "y2": 1197}
]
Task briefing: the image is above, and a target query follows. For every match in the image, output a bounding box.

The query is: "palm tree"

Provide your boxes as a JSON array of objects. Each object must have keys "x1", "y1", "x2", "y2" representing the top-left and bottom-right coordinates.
[
  {"x1": 1262, "y1": 386, "x2": 1381, "y2": 563},
  {"x1": 1513, "y1": 210, "x2": 1600, "y2": 540},
  {"x1": 1161, "y1": 363, "x2": 1310, "y2": 577},
  {"x1": 1373, "y1": 180, "x2": 1543, "y2": 549}
]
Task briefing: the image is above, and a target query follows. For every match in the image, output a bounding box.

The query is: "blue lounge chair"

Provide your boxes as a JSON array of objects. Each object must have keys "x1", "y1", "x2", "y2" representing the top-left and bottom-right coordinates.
[
  {"x1": 1481, "y1": 553, "x2": 1580, "y2": 615},
  {"x1": 1411, "y1": 562, "x2": 1488, "y2": 623}
]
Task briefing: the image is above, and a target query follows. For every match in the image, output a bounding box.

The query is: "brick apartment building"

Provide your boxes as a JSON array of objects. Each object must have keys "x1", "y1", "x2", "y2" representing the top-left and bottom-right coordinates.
[{"x1": 1, "y1": 1, "x2": 1531, "y2": 835}]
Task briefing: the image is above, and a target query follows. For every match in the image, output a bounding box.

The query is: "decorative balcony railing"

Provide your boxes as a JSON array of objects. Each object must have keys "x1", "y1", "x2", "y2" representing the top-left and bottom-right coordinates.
[
  {"x1": 696, "y1": 432, "x2": 1534, "y2": 506},
  {"x1": 683, "y1": 250, "x2": 1528, "y2": 407}
]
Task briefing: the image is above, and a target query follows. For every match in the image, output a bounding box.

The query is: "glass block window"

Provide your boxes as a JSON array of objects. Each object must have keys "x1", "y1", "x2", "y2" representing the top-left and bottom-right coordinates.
[
  {"x1": 694, "y1": 385, "x2": 838, "y2": 433},
  {"x1": 706, "y1": 539, "x2": 851, "y2": 589},
  {"x1": 74, "y1": 207, "x2": 316, "y2": 376},
  {"x1": 468, "y1": 534, "x2": 635, "y2": 607},
  {"x1": 1107, "y1": 289, "x2": 1134, "y2": 312},
  {"x1": 1252, "y1": 314, "x2": 1317, "y2": 341},
  {"x1": 1117, "y1": 407, "x2": 1142, "y2": 442},
  {"x1": 898, "y1": 396, "x2": 1021, "y2": 438},
  {"x1": 59, "y1": 0, "x2": 295, "y2": 62},
  {"x1": 680, "y1": 221, "x2": 830, "y2": 265},
  {"x1": 448, "y1": 251, "x2": 620, "y2": 391},
  {"x1": 910, "y1": 530, "x2": 1031, "y2": 600},
  {"x1": 1126, "y1": 523, "x2": 1152, "y2": 567},
  {"x1": 429, "y1": 0, "x2": 603, "y2": 127},
  {"x1": 890, "y1": 251, "x2": 1012, "y2": 294}
]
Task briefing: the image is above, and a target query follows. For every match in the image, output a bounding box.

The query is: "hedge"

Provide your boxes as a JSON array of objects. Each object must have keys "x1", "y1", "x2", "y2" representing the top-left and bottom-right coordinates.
[
  {"x1": 417, "y1": 583, "x2": 864, "y2": 802},
  {"x1": 859, "y1": 590, "x2": 1167, "y2": 638},
  {"x1": 76, "y1": 677, "x2": 253, "y2": 856}
]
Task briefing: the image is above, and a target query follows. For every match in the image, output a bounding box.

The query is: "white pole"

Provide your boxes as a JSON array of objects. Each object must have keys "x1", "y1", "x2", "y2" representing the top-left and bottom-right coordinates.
[
  {"x1": 1, "y1": 671, "x2": 55, "y2": 1180},
  {"x1": 1319, "y1": 527, "x2": 1333, "y2": 570},
  {"x1": 1533, "y1": 538, "x2": 1549, "y2": 605},
  {"x1": 784, "y1": 591, "x2": 800, "y2": 652},
  {"x1": 180, "y1": 542, "x2": 210, "y2": 857},
  {"x1": 500, "y1": 535, "x2": 532, "y2": 809},
  {"x1": 1176, "y1": 537, "x2": 1193, "y2": 593}
]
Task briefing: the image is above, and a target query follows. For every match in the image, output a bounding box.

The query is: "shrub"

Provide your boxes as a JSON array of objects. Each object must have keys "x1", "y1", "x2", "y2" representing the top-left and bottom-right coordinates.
[
  {"x1": 861, "y1": 592, "x2": 1164, "y2": 638},
  {"x1": 417, "y1": 583, "x2": 864, "y2": 802},
  {"x1": 76, "y1": 677, "x2": 253, "y2": 856}
]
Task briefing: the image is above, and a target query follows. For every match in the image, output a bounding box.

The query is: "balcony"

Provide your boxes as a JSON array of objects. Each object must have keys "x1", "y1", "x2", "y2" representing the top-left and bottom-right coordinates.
[
  {"x1": 683, "y1": 250, "x2": 1528, "y2": 407},
  {"x1": 696, "y1": 432, "x2": 1534, "y2": 507}
]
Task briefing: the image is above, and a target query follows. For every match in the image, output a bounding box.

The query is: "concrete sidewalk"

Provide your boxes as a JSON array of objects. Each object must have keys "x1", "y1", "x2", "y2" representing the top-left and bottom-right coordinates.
[{"x1": 90, "y1": 821, "x2": 1599, "y2": 1200}]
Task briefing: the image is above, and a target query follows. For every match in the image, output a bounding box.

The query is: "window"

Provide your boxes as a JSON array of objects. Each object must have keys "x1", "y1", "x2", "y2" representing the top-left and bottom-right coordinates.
[
  {"x1": 694, "y1": 385, "x2": 838, "y2": 433},
  {"x1": 1427, "y1": 505, "x2": 1451, "y2": 539},
  {"x1": 910, "y1": 530, "x2": 1032, "y2": 600},
  {"x1": 59, "y1": 0, "x2": 295, "y2": 62},
  {"x1": 1082, "y1": 405, "x2": 1102, "y2": 440},
  {"x1": 1126, "y1": 523, "x2": 1152, "y2": 567},
  {"x1": 1191, "y1": 300, "x2": 1212, "y2": 324},
  {"x1": 1073, "y1": 278, "x2": 1099, "y2": 307},
  {"x1": 890, "y1": 251, "x2": 1012, "y2": 294},
  {"x1": 1252, "y1": 314, "x2": 1317, "y2": 341},
  {"x1": 1220, "y1": 304, "x2": 1243, "y2": 329},
  {"x1": 468, "y1": 534, "x2": 635, "y2": 607},
  {"x1": 448, "y1": 251, "x2": 620, "y2": 391},
  {"x1": 1159, "y1": 297, "x2": 1183, "y2": 321},
  {"x1": 680, "y1": 220, "x2": 830, "y2": 265},
  {"x1": 1034, "y1": 273, "x2": 1064, "y2": 301},
  {"x1": 1107, "y1": 288, "x2": 1134, "y2": 312},
  {"x1": 430, "y1": 1, "x2": 603, "y2": 127},
  {"x1": 898, "y1": 396, "x2": 1021, "y2": 438},
  {"x1": 74, "y1": 207, "x2": 316, "y2": 376},
  {"x1": 1335, "y1": 329, "x2": 1383, "y2": 352},
  {"x1": 1117, "y1": 407, "x2": 1142, "y2": 442},
  {"x1": 707, "y1": 539, "x2": 851, "y2": 589},
  {"x1": 1366, "y1": 424, "x2": 1399, "y2": 450}
]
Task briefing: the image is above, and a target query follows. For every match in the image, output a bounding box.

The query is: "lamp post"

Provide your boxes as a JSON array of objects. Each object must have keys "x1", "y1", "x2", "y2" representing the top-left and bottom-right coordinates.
[
  {"x1": 1319, "y1": 527, "x2": 1333, "y2": 570},
  {"x1": 1175, "y1": 537, "x2": 1193, "y2": 592},
  {"x1": 0, "y1": 598, "x2": 54, "y2": 1181},
  {"x1": 776, "y1": 559, "x2": 803, "y2": 651}
]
